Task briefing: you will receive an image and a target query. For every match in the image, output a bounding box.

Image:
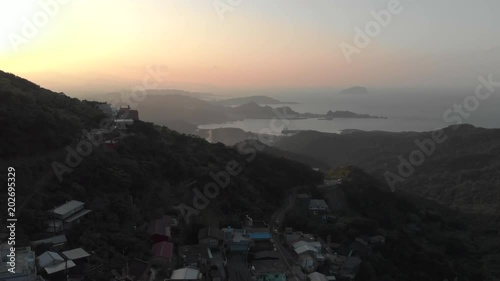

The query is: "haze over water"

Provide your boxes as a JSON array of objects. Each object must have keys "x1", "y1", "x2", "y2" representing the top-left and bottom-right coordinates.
[{"x1": 200, "y1": 89, "x2": 500, "y2": 134}]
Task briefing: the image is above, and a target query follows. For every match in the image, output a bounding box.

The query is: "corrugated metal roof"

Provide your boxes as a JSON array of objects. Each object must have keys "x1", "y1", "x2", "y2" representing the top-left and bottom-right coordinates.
[
  {"x1": 53, "y1": 200, "x2": 84, "y2": 216},
  {"x1": 32, "y1": 235, "x2": 67, "y2": 246},
  {"x1": 64, "y1": 209, "x2": 92, "y2": 223},
  {"x1": 248, "y1": 233, "x2": 272, "y2": 240},
  {"x1": 38, "y1": 251, "x2": 64, "y2": 268},
  {"x1": 170, "y1": 267, "x2": 200, "y2": 280},
  {"x1": 44, "y1": 260, "x2": 76, "y2": 274},
  {"x1": 62, "y1": 248, "x2": 90, "y2": 260}
]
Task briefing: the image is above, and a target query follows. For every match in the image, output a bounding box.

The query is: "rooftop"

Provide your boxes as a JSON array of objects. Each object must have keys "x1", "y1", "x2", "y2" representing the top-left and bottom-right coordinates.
[
  {"x1": 248, "y1": 232, "x2": 272, "y2": 240},
  {"x1": 62, "y1": 248, "x2": 90, "y2": 260},
  {"x1": 309, "y1": 199, "x2": 329, "y2": 210},
  {"x1": 198, "y1": 227, "x2": 224, "y2": 240},
  {"x1": 308, "y1": 272, "x2": 329, "y2": 281},
  {"x1": 171, "y1": 266, "x2": 201, "y2": 280},
  {"x1": 179, "y1": 245, "x2": 212, "y2": 265},
  {"x1": 252, "y1": 259, "x2": 286, "y2": 277},
  {"x1": 64, "y1": 209, "x2": 92, "y2": 223},
  {"x1": 32, "y1": 235, "x2": 67, "y2": 246},
  {"x1": 254, "y1": 251, "x2": 281, "y2": 260},
  {"x1": 52, "y1": 200, "x2": 84, "y2": 216},
  {"x1": 151, "y1": 241, "x2": 174, "y2": 259},
  {"x1": 38, "y1": 251, "x2": 77, "y2": 274},
  {"x1": 294, "y1": 244, "x2": 318, "y2": 255}
]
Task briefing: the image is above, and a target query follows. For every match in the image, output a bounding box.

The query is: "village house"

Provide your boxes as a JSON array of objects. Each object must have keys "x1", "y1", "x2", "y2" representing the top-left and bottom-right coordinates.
[
  {"x1": 32, "y1": 234, "x2": 68, "y2": 249},
  {"x1": 222, "y1": 227, "x2": 252, "y2": 254},
  {"x1": 198, "y1": 227, "x2": 224, "y2": 249},
  {"x1": 151, "y1": 241, "x2": 174, "y2": 269},
  {"x1": 178, "y1": 245, "x2": 213, "y2": 268},
  {"x1": 61, "y1": 248, "x2": 90, "y2": 265},
  {"x1": 292, "y1": 241, "x2": 326, "y2": 273},
  {"x1": 246, "y1": 227, "x2": 272, "y2": 242},
  {"x1": 148, "y1": 218, "x2": 171, "y2": 243},
  {"x1": 0, "y1": 244, "x2": 36, "y2": 281},
  {"x1": 250, "y1": 251, "x2": 286, "y2": 281},
  {"x1": 117, "y1": 105, "x2": 140, "y2": 120},
  {"x1": 309, "y1": 199, "x2": 329, "y2": 213},
  {"x1": 37, "y1": 247, "x2": 90, "y2": 277},
  {"x1": 38, "y1": 251, "x2": 76, "y2": 275},
  {"x1": 170, "y1": 266, "x2": 202, "y2": 280},
  {"x1": 298, "y1": 254, "x2": 318, "y2": 273},
  {"x1": 308, "y1": 271, "x2": 336, "y2": 281},
  {"x1": 47, "y1": 200, "x2": 91, "y2": 232}
]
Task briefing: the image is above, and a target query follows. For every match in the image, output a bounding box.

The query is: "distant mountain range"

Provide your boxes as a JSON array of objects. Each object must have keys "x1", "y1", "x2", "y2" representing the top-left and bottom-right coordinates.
[
  {"x1": 213, "y1": 95, "x2": 297, "y2": 106},
  {"x1": 339, "y1": 86, "x2": 368, "y2": 94}
]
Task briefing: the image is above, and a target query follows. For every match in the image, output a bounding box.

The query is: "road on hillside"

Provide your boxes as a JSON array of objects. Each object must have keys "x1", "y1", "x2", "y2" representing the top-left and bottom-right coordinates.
[{"x1": 270, "y1": 187, "x2": 305, "y2": 281}]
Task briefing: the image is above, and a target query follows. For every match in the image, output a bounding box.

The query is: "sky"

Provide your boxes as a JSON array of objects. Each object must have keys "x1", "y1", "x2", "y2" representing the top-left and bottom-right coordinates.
[{"x1": 1, "y1": 0, "x2": 499, "y2": 96}]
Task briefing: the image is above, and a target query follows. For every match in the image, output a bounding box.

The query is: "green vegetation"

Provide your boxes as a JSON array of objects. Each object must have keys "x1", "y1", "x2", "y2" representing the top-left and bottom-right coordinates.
[
  {"x1": 0, "y1": 70, "x2": 322, "y2": 278},
  {"x1": 285, "y1": 167, "x2": 487, "y2": 281},
  {"x1": 0, "y1": 70, "x2": 107, "y2": 158}
]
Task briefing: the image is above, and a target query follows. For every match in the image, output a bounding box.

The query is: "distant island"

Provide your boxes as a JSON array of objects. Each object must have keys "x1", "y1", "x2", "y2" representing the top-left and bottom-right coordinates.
[
  {"x1": 214, "y1": 95, "x2": 298, "y2": 106},
  {"x1": 320, "y1": 110, "x2": 386, "y2": 119},
  {"x1": 339, "y1": 86, "x2": 368, "y2": 95},
  {"x1": 226, "y1": 101, "x2": 315, "y2": 119}
]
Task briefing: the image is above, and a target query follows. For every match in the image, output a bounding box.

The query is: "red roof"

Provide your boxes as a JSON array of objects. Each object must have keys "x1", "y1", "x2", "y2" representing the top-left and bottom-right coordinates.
[{"x1": 151, "y1": 241, "x2": 173, "y2": 259}]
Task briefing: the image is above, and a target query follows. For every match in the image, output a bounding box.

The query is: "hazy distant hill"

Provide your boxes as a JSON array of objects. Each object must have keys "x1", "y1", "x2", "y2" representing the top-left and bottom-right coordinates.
[
  {"x1": 135, "y1": 94, "x2": 229, "y2": 125},
  {"x1": 339, "y1": 86, "x2": 368, "y2": 94},
  {"x1": 226, "y1": 101, "x2": 318, "y2": 119},
  {"x1": 213, "y1": 95, "x2": 297, "y2": 106},
  {"x1": 88, "y1": 89, "x2": 214, "y2": 103}
]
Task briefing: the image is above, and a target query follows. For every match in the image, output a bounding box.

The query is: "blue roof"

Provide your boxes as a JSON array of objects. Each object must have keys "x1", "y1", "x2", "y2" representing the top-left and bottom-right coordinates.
[{"x1": 248, "y1": 233, "x2": 272, "y2": 240}]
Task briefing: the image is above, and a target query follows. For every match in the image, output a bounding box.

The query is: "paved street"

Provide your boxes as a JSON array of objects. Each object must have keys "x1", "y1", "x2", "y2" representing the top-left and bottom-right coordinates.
[{"x1": 270, "y1": 188, "x2": 305, "y2": 281}]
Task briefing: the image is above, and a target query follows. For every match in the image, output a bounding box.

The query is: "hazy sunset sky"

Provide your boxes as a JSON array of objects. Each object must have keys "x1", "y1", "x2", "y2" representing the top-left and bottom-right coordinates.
[{"x1": 1, "y1": 0, "x2": 499, "y2": 95}]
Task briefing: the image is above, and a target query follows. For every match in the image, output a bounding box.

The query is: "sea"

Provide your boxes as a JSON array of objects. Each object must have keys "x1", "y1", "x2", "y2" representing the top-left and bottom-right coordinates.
[{"x1": 199, "y1": 89, "x2": 500, "y2": 135}]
